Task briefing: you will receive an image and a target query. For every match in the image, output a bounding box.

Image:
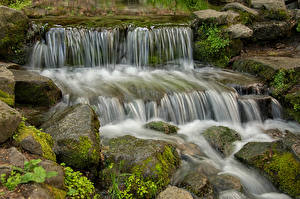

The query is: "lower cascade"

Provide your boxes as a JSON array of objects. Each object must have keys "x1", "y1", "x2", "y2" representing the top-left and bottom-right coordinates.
[{"x1": 28, "y1": 26, "x2": 299, "y2": 199}]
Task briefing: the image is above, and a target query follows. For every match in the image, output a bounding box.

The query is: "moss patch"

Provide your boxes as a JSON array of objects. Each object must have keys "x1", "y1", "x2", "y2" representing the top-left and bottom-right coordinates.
[
  {"x1": 0, "y1": 89, "x2": 14, "y2": 106},
  {"x1": 144, "y1": 121, "x2": 179, "y2": 134},
  {"x1": 44, "y1": 184, "x2": 67, "y2": 199},
  {"x1": 15, "y1": 120, "x2": 56, "y2": 161}
]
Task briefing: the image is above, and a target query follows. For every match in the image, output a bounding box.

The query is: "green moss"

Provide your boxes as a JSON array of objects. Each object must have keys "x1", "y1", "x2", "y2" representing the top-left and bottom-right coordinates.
[
  {"x1": 15, "y1": 120, "x2": 56, "y2": 161},
  {"x1": 45, "y1": 185, "x2": 67, "y2": 199},
  {"x1": 264, "y1": 153, "x2": 300, "y2": 197},
  {"x1": 271, "y1": 69, "x2": 298, "y2": 96},
  {"x1": 263, "y1": 9, "x2": 289, "y2": 21},
  {"x1": 144, "y1": 121, "x2": 179, "y2": 134},
  {"x1": 285, "y1": 91, "x2": 300, "y2": 123},
  {"x1": 0, "y1": 89, "x2": 14, "y2": 106}
]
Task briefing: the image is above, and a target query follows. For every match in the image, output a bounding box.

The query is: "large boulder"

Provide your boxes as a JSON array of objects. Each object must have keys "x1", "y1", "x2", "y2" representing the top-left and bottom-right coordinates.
[
  {"x1": 0, "y1": 6, "x2": 29, "y2": 64},
  {"x1": 0, "y1": 66, "x2": 15, "y2": 106},
  {"x1": 203, "y1": 126, "x2": 241, "y2": 157},
  {"x1": 250, "y1": 0, "x2": 286, "y2": 11},
  {"x1": 0, "y1": 100, "x2": 22, "y2": 143},
  {"x1": 222, "y1": 3, "x2": 259, "y2": 17},
  {"x1": 235, "y1": 141, "x2": 300, "y2": 197},
  {"x1": 251, "y1": 21, "x2": 292, "y2": 41},
  {"x1": 157, "y1": 186, "x2": 193, "y2": 199},
  {"x1": 12, "y1": 70, "x2": 62, "y2": 107},
  {"x1": 193, "y1": 9, "x2": 239, "y2": 26},
  {"x1": 225, "y1": 24, "x2": 253, "y2": 39},
  {"x1": 144, "y1": 121, "x2": 179, "y2": 134},
  {"x1": 41, "y1": 104, "x2": 101, "y2": 170},
  {"x1": 101, "y1": 135, "x2": 180, "y2": 196}
]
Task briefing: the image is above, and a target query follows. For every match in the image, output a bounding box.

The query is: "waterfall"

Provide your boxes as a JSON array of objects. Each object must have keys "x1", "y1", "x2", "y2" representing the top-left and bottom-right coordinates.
[{"x1": 30, "y1": 26, "x2": 193, "y2": 68}]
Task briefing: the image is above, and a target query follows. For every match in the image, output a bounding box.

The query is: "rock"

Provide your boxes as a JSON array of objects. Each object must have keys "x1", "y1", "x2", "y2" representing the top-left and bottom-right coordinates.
[
  {"x1": 101, "y1": 135, "x2": 180, "y2": 192},
  {"x1": 0, "y1": 61, "x2": 23, "y2": 70},
  {"x1": 209, "y1": 174, "x2": 242, "y2": 192},
  {"x1": 281, "y1": 130, "x2": 300, "y2": 159},
  {"x1": 144, "y1": 121, "x2": 179, "y2": 134},
  {"x1": 219, "y1": 190, "x2": 248, "y2": 199},
  {"x1": 41, "y1": 104, "x2": 101, "y2": 169},
  {"x1": 235, "y1": 141, "x2": 300, "y2": 197},
  {"x1": 0, "y1": 147, "x2": 28, "y2": 168},
  {"x1": 250, "y1": 0, "x2": 286, "y2": 11},
  {"x1": 251, "y1": 21, "x2": 292, "y2": 41},
  {"x1": 0, "y1": 100, "x2": 22, "y2": 143},
  {"x1": 0, "y1": 66, "x2": 15, "y2": 106},
  {"x1": 14, "y1": 120, "x2": 56, "y2": 162},
  {"x1": 193, "y1": 9, "x2": 239, "y2": 25},
  {"x1": 27, "y1": 184, "x2": 53, "y2": 199},
  {"x1": 178, "y1": 171, "x2": 213, "y2": 197},
  {"x1": 232, "y1": 56, "x2": 300, "y2": 81},
  {"x1": 222, "y1": 3, "x2": 259, "y2": 17},
  {"x1": 11, "y1": 69, "x2": 62, "y2": 107},
  {"x1": 203, "y1": 126, "x2": 241, "y2": 157},
  {"x1": 225, "y1": 24, "x2": 253, "y2": 39},
  {"x1": 0, "y1": 6, "x2": 29, "y2": 64},
  {"x1": 157, "y1": 186, "x2": 193, "y2": 199},
  {"x1": 20, "y1": 136, "x2": 43, "y2": 156},
  {"x1": 39, "y1": 160, "x2": 65, "y2": 190}
]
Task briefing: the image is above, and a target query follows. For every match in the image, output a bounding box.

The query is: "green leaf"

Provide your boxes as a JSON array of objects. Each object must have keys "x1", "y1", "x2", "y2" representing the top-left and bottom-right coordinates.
[{"x1": 46, "y1": 171, "x2": 58, "y2": 178}]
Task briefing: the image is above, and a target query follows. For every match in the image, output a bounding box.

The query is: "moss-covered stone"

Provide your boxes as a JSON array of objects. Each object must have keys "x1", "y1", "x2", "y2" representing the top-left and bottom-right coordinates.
[
  {"x1": 203, "y1": 126, "x2": 241, "y2": 157},
  {"x1": 284, "y1": 90, "x2": 300, "y2": 123},
  {"x1": 144, "y1": 121, "x2": 179, "y2": 134},
  {"x1": 44, "y1": 184, "x2": 67, "y2": 199},
  {"x1": 15, "y1": 120, "x2": 56, "y2": 162},
  {"x1": 0, "y1": 89, "x2": 14, "y2": 106},
  {"x1": 235, "y1": 141, "x2": 300, "y2": 197}
]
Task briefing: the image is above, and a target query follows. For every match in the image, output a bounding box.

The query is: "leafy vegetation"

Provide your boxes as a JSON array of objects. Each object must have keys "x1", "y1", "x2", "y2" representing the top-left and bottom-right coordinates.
[
  {"x1": 0, "y1": 159, "x2": 57, "y2": 191},
  {"x1": 0, "y1": 0, "x2": 31, "y2": 10},
  {"x1": 271, "y1": 69, "x2": 298, "y2": 96},
  {"x1": 194, "y1": 24, "x2": 231, "y2": 67},
  {"x1": 62, "y1": 163, "x2": 99, "y2": 199}
]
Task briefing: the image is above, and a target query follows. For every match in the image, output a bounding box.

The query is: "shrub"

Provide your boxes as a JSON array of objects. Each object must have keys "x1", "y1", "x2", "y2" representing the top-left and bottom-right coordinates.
[{"x1": 0, "y1": 159, "x2": 57, "y2": 191}]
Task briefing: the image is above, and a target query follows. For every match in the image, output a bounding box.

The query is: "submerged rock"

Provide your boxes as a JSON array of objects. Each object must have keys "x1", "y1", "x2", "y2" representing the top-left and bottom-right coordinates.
[
  {"x1": 0, "y1": 6, "x2": 29, "y2": 64},
  {"x1": 203, "y1": 126, "x2": 241, "y2": 157},
  {"x1": 0, "y1": 66, "x2": 15, "y2": 106},
  {"x1": 209, "y1": 174, "x2": 242, "y2": 192},
  {"x1": 0, "y1": 100, "x2": 22, "y2": 143},
  {"x1": 12, "y1": 70, "x2": 62, "y2": 107},
  {"x1": 41, "y1": 104, "x2": 101, "y2": 169},
  {"x1": 235, "y1": 141, "x2": 300, "y2": 197},
  {"x1": 157, "y1": 186, "x2": 193, "y2": 199},
  {"x1": 144, "y1": 121, "x2": 179, "y2": 134}
]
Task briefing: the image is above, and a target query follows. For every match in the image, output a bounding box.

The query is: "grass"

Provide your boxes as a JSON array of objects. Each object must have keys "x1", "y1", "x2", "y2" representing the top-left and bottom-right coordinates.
[{"x1": 0, "y1": 0, "x2": 32, "y2": 10}]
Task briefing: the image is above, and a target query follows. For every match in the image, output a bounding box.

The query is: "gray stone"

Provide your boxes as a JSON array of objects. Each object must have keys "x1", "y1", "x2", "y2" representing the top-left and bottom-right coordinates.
[
  {"x1": 0, "y1": 147, "x2": 28, "y2": 168},
  {"x1": 0, "y1": 100, "x2": 22, "y2": 143},
  {"x1": 225, "y1": 24, "x2": 253, "y2": 39},
  {"x1": 250, "y1": 0, "x2": 286, "y2": 11},
  {"x1": 251, "y1": 21, "x2": 292, "y2": 41},
  {"x1": 0, "y1": 66, "x2": 15, "y2": 103},
  {"x1": 222, "y1": 2, "x2": 259, "y2": 16},
  {"x1": 20, "y1": 135, "x2": 43, "y2": 156},
  {"x1": 203, "y1": 126, "x2": 241, "y2": 157},
  {"x1": 26, "y1": 184, "x2": 52, "y2": 199},
  {"x1": 39, "y1": 160, "x2": 65, "y2": 190},
  {"x1": 41, "y1": 104, "x2": 101, "y2": 169},
  {"x1": 209, "y1": 174, "x2": 242, "y2": 192},
  {"x1": 193, "y1": 9, "x2": 239, "y2": 25},
  {"x1": 12, "y1": 69, "x2": 62, "y2": 107},
  {"x1": 157, "y1": 186, "x2": 193, "y2": 199}
]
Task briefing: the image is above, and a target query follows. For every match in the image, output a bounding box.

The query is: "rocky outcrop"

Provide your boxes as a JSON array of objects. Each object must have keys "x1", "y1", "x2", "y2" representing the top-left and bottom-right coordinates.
[
  {"x1": 41, "y1": 104, "x2": 101, "y2": 170},
  {"x1": 225, "y1": 24, "x2": 253, "y2": 39},
  {"x1": 235, "y1": 141, "x2": 300, "y2": 197},
  {"x1": 0, "y1": 6, "x2": 29, "y2": 64},
  {"x1": 12, "y1": 70, "x2": 62, "y2": 107},
  {"x1": 0, "y1": 100, "x2": 22, "y2": 143},
  {"x1": 157, "y1": 186, "x2": 193, "y2": 199},
  {"x1": 144, "y1": 121, "x2": 179, "y2": 134},
  {"x1": 203, "y1": 126, "x2": 241, "y2": 157},
  {"x1": 222, "y1": 2, "x2": 259, "y2": 17},
  {"x1": 193, "y1": 9, "x2": 239, "y2": 25},
  {"x1": 250, "y1": 0, "x2": 286, "y2": 11},
  {"x1": 251, "y1": 21, "x2": 292, "y2": 41},
  {"x1": 0, "y1": 66, "x2": 15, "y2": 106}
]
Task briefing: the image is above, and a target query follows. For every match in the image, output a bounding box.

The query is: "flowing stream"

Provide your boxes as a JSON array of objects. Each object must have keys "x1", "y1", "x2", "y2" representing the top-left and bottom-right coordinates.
[{"x1": 30, "y1": 26, "x2": 300, "y2": 199}]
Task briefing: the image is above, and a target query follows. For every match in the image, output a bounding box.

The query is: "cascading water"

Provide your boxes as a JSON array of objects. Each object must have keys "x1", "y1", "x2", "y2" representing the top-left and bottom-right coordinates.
[
  {"x1": 31, "y1": 26, "x2": 299, "y2": 199},
  {"x1": 30, "y1": 26, "x2": 193, "y2": 68}
]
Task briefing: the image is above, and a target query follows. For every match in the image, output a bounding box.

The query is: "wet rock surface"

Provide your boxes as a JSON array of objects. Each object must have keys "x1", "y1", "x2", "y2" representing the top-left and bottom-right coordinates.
[{"x1": 144, "y1": 121, "x2": 179, "y2": 134}]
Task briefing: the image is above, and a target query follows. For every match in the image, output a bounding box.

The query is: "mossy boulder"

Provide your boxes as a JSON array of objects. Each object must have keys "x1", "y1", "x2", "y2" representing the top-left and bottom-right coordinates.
[
  {"x1": 0, "y1": 66, "x2": 15, "y2": 106},
  {"x1": 203, "y1": 126, "x2": 241, "y2": 157},
  {"x1": 0, "y1": 6, "x2": 29, "y2": 64},
  {"x1": 41, "y1": 104, "x2": 101, "y2": 170},
  {"x1": 235, "y1": 141, "x2": 300, "y2": 197},
  {"x1": 251, "y1": 21, "x2": 292, "y2": 41},
  {"x1": 144, "y1": 121, "x2": 179, "y2": 134},
  {"x1": 12, "y1": 70, "x2": 62, "y2": 107},
  {"x1": 14, "y1": 120, "x2": 56, "y2": 162},
  {"x1": 0, "y1": 100, "x2": 22, "y2": 143},
  {"x1": 101, "y1": 135, "x2": 180, "y2": 196}
]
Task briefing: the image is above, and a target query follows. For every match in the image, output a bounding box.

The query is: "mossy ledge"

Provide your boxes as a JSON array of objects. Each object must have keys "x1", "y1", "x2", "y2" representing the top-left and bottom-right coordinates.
[
  {"x1": 14, "y1": 119, "x2": 56, "y2": 162},
  {"x1": 0, "y1": 89, "x2": 14, "y2": 107}
]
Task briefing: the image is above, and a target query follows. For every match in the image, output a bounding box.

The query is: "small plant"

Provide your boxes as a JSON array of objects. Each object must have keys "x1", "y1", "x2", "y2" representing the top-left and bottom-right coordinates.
[
  {"x1": 271, "y1": 69, "x2": 297, "y2": 96},
  {"x1": 62, "y1": 163, "x2": 96, "y2": 199},
  {"x1": 0, "y1": 159, "x2": 57, "y2": 191}
]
